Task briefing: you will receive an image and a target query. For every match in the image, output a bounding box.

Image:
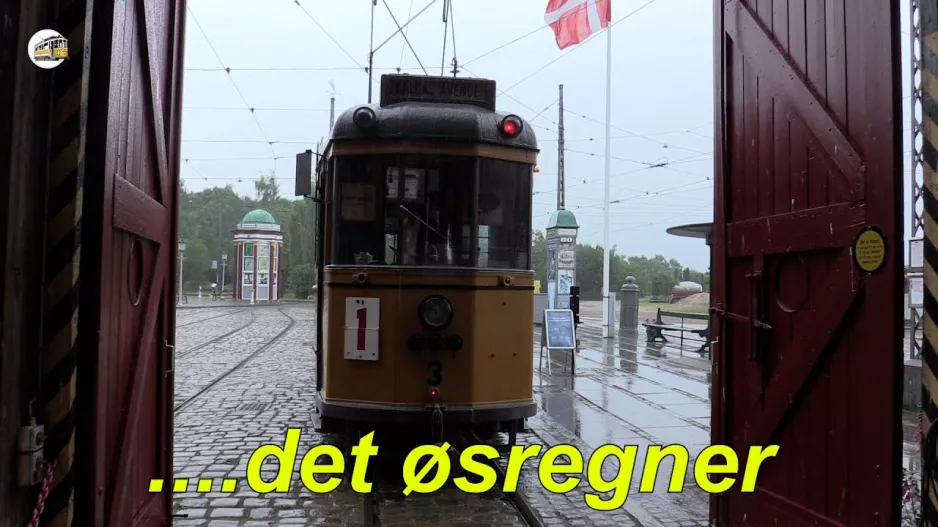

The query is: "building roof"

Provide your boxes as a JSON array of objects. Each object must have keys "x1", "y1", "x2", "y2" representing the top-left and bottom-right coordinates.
[
  {"x1": 547, "y1": 209, "x2": 579, "y2": 229},
  {"x1": 242, "y1": 209, "x2": 277, "y2": 224}
]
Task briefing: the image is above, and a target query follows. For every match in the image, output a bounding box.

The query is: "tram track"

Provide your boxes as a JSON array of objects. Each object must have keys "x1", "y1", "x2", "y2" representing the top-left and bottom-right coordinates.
[
  {"x1": 175, "y1": 308, "x2": 247, "y2": 329},
  {"x1": 175, "y1": 311, "x2": 257, "y2": 359},
  {"x1": 174, "y1": 307, "x2": 296, "y2": 414},
  {"x1": 354, "y1": 429, "x2": 544, "y2": 527},
  {"x1": 534, "y1": 328, "x2": 710, "y2": 405}
]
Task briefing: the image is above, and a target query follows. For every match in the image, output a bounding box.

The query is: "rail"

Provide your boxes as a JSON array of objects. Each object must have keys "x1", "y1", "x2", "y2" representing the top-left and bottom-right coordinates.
[
  {"x1": 641, "y1": 308, "x2": 711, "y2": 357},
  {"x1": 174, "y1": 307, "x2": 295, "y2": 413}
]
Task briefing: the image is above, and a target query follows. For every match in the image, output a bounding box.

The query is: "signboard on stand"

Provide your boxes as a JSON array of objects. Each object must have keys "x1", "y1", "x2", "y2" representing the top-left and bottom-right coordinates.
[{"x1": 539, "y1": 309, "x2": 576, "y2": 375}]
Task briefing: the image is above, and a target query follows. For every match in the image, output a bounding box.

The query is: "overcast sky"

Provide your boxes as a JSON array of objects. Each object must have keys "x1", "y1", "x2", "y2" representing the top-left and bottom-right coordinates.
[{"x1": 180, "y1": 0, "x2": 915, "y2": 273}]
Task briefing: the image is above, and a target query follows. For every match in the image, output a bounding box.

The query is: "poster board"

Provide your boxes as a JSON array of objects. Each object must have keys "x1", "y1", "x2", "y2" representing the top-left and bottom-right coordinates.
[
  {"x1": 539, "y1": 309, "x2": 577, "y2": 375},
  {"x1": 911, "y1": 238, "x2": 924, "y2": 272},
  {"x1": 543, "y1": 309, "x2": 575, "y2": 349},
  {"x1": 910, "y1": 274, "x2": 924, "y2": 308}
]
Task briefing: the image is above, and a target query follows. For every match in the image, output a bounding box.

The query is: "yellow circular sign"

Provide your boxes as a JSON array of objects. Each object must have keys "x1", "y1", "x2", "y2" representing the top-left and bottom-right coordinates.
[{"x1": 853, "y1": 227, "x2": 886, "y2": 273}]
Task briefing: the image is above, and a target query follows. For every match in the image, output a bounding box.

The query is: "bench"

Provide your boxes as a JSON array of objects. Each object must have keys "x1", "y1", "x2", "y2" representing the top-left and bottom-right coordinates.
[{"x1": 641, "y1": 308, "x2": 711, "y2": 357}]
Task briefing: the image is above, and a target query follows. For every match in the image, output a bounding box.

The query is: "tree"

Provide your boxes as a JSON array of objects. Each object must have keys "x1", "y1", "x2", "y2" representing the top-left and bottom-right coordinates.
[
  {"x1": 287, "y1": 264, "x2": 313, "y2": 298},
  {"x1": 532, "y1": 230, "x2": 548, "y2": 284},
  {"x1": 254, "y1": 171, "x2": 281, "y2": 206}
]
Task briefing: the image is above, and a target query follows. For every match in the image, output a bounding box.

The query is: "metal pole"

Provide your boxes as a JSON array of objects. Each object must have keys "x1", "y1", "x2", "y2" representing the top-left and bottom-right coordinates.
[
  {"x1": 557, "y1": 84, "x2": 565, "y2": 211},
  {"x1": 177, "y1": 252, "x2": 185, "y2": 306},
  {"x1": 329, "y1": 96, "x2": 335, "y2": 130},
  {"x1": 601, "y1": 25, "x2": 613, "y2": 339},
  {"x1": 221, "y1": 261, "x2": 226, "y2": 296}
]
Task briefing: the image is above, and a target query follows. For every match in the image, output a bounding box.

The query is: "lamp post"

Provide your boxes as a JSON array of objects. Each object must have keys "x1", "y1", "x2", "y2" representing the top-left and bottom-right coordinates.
[
  {"x1": 220, "y1": 249, "x2": 228, "y2": 298},
  {"x1": 177, "y1": 238, "x2": 187, "y2": 307}
]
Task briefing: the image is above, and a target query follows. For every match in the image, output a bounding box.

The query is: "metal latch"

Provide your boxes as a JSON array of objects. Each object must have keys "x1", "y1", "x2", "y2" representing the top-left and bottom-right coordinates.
[
  {"x1": 18, "y1": 420, "x2": 45, "y2": 486},
  {"x1": 165, "y1": 341, "x2": 175, "y2": 376},
  {"x1": 710, "y1": 306, "x2": 772, "y2": 330}
]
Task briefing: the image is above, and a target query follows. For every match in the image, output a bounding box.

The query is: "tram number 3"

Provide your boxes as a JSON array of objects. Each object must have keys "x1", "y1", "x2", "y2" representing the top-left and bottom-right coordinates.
[{"x1": 427, "y1": 360, "x2": 442, "y2": 386}]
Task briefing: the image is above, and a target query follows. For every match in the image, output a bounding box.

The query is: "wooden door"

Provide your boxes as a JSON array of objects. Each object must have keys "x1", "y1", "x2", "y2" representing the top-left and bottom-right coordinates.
[
  {"x1": 84, "y1": 0, "x2": 187, "y2": 524},
  {"x1": 712, "y1": 0, "x2": 903, "y2": 525}
]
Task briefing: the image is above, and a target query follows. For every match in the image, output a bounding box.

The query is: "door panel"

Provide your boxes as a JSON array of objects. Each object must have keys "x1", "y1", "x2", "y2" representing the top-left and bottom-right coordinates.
[
  {"x1": 712, "y1": 0, "x2": 902, "y2": 525},
  {"x1": 86, "y1": 0, "x2": 186, "y2": 525}
]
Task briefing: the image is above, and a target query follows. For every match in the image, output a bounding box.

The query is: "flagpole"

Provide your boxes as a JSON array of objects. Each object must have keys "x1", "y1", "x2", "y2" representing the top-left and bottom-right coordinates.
[{"x1": 601, "y1": 20, "x2": 613, "y2": 339}]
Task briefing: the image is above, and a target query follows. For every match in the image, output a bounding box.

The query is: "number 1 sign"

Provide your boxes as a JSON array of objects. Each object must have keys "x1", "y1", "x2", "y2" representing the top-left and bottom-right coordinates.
[{"x1": 344, "y1": 297, "x2": 380, "y2": 360}]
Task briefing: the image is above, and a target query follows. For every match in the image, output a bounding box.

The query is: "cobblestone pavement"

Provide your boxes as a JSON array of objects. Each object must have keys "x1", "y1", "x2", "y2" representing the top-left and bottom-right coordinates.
[
  {"x1": 174, "y1": 307, "x2": 291, "y2": 406},
  {"x1": 173, "y1": 305, "x2": 535, "y2": 526},
  {"x1": 531, "y1": 325, "x2": 709, "y2": 527},
  {"x1": 175, "y1": 310, "x2": 255, "y2": 355},
  {"x1": 176, "y1": 307, "x2": 244, "y2": 326}
]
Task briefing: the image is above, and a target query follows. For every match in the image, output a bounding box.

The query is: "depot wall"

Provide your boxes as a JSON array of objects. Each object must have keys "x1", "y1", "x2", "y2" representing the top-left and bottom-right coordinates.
[{"x1": 0, "y1": 0, "x2": 56, "y2": 524}]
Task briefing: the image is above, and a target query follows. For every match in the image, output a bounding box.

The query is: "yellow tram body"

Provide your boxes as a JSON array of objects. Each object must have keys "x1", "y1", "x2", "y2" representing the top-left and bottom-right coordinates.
[
  {"x1": 298, "y1": 74, "x2": 539, "y2": 440},
  {"x1": 33, "y1": 35, "x2": 68, "y2": 61}
]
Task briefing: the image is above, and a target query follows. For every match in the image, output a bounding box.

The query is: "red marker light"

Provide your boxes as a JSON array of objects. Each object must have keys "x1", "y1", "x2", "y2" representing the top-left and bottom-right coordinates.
[
  {"x1": 499, "y1": 115, "x2": 523, "y2": 137},
  {"x1": 429, "y1": 388, "x2": 440, "y2": 397}
]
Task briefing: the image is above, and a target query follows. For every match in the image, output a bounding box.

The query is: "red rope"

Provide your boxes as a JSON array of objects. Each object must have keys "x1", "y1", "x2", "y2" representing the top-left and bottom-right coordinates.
[{"x1": 27, "y1": 460, "x2": 57, "y2": 527}]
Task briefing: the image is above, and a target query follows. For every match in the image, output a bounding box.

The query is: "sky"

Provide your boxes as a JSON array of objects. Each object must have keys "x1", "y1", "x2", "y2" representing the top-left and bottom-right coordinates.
[{"x1": 180, "y1": 0, "x2": 916, "y2": 273}]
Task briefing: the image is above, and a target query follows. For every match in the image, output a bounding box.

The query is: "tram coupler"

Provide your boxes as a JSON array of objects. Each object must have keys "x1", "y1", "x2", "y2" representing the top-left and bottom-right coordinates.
[{"x1": 427, "y1": 402, "x2": 445, "y2": 445}]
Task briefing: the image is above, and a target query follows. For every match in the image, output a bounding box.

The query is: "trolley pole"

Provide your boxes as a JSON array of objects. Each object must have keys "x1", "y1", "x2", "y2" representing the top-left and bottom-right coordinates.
[{"x1": 367, "y1": 0, "x2": 376, "y2": 103}]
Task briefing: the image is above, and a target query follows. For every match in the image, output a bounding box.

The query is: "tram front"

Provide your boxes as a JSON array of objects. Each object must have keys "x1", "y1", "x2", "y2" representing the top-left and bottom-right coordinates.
[{"x1": 300, "y1": 74, "x2": 540, "y2": 442}]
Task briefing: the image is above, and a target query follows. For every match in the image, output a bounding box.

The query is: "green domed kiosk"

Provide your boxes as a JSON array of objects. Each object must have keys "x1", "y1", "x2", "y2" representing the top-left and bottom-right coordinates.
[{"x1": 232, "y1": 209, "x2": 284, "y2": 304}]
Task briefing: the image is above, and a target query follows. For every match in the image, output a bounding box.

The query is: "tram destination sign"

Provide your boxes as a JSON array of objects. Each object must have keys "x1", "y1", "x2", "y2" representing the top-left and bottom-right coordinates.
[{"x1": 380, "y1": 74, "x2": 496, "y2": 111}]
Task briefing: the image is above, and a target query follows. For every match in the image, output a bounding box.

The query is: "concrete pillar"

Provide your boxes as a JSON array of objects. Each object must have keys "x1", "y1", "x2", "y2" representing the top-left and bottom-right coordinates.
[{"x1": 619, "y1": 276, "x2": 640, "y2": 330}]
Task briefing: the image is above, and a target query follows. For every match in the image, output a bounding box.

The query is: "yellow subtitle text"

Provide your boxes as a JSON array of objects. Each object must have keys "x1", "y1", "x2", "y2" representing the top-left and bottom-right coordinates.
[{"x1": 148, "y1": 430, "x2": 778, "y2": 510}]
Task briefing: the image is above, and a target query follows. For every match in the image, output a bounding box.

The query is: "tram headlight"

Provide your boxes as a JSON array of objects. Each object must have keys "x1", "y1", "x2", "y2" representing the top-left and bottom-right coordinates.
[
  {"x1": 418, "y1": 295, "x2": 453, "y2": 330},
  {"x1": 352, "y1": 106, "x2": 377, "y2": 130}
]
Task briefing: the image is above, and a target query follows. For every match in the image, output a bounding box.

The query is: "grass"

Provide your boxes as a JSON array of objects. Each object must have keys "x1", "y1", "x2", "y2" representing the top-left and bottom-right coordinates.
[{"x1": 639, "y1": 298, "x2": 709, "y2": 314}]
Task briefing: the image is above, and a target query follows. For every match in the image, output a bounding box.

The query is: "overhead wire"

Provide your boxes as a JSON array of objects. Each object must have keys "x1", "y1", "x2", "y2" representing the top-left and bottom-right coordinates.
[
  {"x1": 397, "y1": 0, "x2": 416, "y2": 71},
  {"x1": 382, "y1": 0, "x2": 429, "y2": 74},
  {"x1": 292, "y1": 0, "x2": 372, "y2": 81},
  {"x1": 461, "y1": 24, "x2": 548, "y2": 67},
  {"x1": 184, "y1": 106, "x2": 331, "y2": 112},
  {"x1": 186, "y1": 6, "x2": 276, "y2": 160},
  {"x1": 184, "y1": 66, "x2": 423, "y2": 72},
  {"x1": 565, "y1": 108, "x2": 711, "y2": 155}
]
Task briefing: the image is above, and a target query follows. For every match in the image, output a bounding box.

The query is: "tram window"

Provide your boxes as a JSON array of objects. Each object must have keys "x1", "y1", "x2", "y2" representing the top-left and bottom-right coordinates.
[
  {"x1": 331, "y1": 155, "x2": 530, "y2": 269},
  {"x1": 332, "y1": 157, "x2": 386, "y2": 265},
  {"x1": 476, "y1": 159, "x2": 533, "y2": 270}
]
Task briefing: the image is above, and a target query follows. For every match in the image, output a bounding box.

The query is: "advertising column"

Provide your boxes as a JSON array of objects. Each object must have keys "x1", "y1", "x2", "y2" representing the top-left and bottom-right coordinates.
[{"x1": 545, "y1": 209, "x2": 579, "y2": 311}]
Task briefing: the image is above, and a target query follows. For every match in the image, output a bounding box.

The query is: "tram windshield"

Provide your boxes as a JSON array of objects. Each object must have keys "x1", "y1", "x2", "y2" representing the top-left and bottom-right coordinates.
[{"x1": 330, "y1": 154, "x2": 532, "y2": 270}]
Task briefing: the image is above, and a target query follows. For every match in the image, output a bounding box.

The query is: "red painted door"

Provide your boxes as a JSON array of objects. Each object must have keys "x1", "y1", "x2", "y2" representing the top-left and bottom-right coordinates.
[
  {"x1": 85, "y1": 0, "x2": 186, "y2": 525},
  {"x1": 711, "y1": 0, "x2": 902, "y2": 525}
]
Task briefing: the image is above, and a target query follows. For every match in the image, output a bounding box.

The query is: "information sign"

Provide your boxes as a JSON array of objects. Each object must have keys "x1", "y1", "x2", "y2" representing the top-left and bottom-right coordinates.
[
  {"x1": 544, "y1": 309, "x2": 576, "y2": 350},
  {"x1": 911, "y1": 275, "x2": 924, "y2": 308}
]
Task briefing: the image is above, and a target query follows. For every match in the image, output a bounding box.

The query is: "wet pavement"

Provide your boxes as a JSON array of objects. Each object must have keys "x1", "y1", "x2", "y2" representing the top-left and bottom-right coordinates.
[
  {"x1": 171, "y1": 302, "x2": 918, "y2": 526},
  {"x1": 533, "y1": 319, "x2": 711, "y2": 525}
]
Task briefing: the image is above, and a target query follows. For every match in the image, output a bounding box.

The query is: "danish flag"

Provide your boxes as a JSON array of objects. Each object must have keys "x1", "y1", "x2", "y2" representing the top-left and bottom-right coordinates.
[{"x1": 544, "y1": 0, "x2": 612, "y2": 50}]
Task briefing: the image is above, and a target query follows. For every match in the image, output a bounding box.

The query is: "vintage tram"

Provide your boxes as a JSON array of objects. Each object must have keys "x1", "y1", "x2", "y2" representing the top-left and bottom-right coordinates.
[{"x1": 296, "y1": 74, "x2": 539, "y2": 444}]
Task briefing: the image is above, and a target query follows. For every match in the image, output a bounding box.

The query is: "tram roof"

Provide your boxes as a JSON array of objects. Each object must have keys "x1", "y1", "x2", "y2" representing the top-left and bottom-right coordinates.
[{"x1": 330, "y1": 101, "x2": 538, "y2": 152}]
